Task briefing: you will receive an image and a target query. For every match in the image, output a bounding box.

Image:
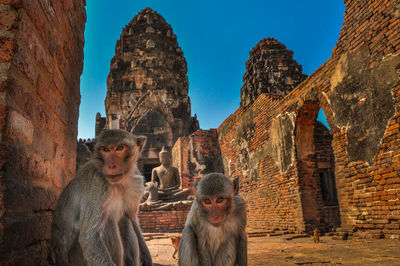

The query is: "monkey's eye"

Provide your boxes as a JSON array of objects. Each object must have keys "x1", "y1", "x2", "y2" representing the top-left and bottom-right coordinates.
[
  {"x1": 216, "y1": 197, "x2": 225, "y2": 204},
  {"x1": 203, "y1": 199, "x2": 212, "y2": 205},
  {"x1": 101, "y1": 147, "x2": 110, "y2": 152},
  {"x1": 116, "y1": 145, "x2": 125, "y2": 151}
]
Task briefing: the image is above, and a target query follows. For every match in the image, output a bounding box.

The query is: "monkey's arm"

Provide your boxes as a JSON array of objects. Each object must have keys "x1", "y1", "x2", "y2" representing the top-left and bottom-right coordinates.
[
  {"x1": 235, "y1": 196, "x2": 248, "y2": 266},
  {"x1": 178, "y1": 225, "x2": 200, "y2": 266},
  {"x1": 78, "y1": 191, "x2": 116, "y2": 266},
  {"x1": 237, "y1": 230, "x2": 248, "y2": 266},
  {"x1": 51, "y1": 179, "x2": 83, "y2": 266},
  {"x1": 131, "y1": 219, "x2": 153, "y2": 266},
  {"x1": 78, "y1": 230, "x2": 115, "y2": 266}
]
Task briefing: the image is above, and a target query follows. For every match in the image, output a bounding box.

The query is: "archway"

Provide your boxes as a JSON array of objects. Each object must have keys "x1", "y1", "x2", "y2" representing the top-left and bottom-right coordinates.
[{"x1": 295, "y1": 102, "x2": 340, "y2": 232}]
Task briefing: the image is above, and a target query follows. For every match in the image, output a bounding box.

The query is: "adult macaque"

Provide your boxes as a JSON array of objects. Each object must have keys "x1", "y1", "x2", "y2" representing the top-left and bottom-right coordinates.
[
  {"x1": 179, "y1": 173, "x2": 247, "y2": 266},
  {"x1": 51, "y1": 129, "x2": 152, "y2": 266}
]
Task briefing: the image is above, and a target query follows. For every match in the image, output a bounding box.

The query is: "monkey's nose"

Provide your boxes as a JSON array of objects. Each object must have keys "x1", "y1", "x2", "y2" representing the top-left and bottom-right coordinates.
[{"x1": 107, "y1": 163, "x2": 117, "y2": 169}]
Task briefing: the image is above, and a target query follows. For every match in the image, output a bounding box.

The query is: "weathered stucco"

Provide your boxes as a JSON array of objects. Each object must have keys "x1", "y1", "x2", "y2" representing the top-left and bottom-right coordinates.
[
  {"x1": 270, "y1": 112, "x2": 296, "y2": 173},
  {"x1": 329, "y1": 49, "x2": 400, "y2": 163}
]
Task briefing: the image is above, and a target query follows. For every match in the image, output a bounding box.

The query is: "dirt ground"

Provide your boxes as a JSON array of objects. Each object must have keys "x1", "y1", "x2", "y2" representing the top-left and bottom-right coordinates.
[{"x1": 145, "y1": 234, "x2": 400, "y2": 265}]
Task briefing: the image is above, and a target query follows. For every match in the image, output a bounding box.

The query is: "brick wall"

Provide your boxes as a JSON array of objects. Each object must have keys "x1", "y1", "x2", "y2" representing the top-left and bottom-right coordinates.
[
  {"x1": 138, "y1": 209, "x2": 190, "y2": 233},
  {"x1": 218, "y1": 94, "x2": 303, "y2": 233},
  {"x1": 0, "y1": 0, "x2": 86, "y2": 264},
  {"x1": 218, "y1": 0, "x2": 400, "y2": 237}
]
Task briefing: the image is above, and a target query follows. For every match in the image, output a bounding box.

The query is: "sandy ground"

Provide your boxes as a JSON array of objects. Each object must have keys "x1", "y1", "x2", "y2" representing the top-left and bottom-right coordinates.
[{"x1": 145, "y1": 234, "x2": 400, "y2": 266}]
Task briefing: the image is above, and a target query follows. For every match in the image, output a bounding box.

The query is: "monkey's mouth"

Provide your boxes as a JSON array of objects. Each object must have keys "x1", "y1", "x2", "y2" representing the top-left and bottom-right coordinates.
[
  {"x1": 208, "y1": 217, "x2": 224, "y2": 227},
  {"x1": 105, "y1": 173, "x2": 124, "y2": 182}
]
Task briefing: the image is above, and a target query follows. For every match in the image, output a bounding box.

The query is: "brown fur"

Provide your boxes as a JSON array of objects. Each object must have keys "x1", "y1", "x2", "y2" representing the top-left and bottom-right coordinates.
[{"x1": 171, "y1": 235, "x2": 181, "y2": 259}]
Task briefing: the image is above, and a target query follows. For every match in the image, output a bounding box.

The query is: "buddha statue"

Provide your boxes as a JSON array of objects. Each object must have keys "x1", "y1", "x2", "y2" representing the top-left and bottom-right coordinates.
[
  {"x1": 140, "y1": 146, "x2": 191, "y2": 211},
  {"x1": 151, "y1": 146, "x2": 180, "y2": 190}
]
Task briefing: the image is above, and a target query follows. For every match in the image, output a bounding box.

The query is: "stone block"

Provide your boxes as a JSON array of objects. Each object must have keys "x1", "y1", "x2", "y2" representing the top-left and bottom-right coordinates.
[
  {"x1": 13, "y1": 45, "x2": 37, "y2": 83},
  {"x1": 6, "y1": 109, "x2": 34, "y2": 146},
  {"x1": 0, "y1": 38, "x2": 14, "y2": 62}
]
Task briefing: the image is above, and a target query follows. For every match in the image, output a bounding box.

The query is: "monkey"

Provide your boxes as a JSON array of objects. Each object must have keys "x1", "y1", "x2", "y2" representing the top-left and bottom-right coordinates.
[
  {"x1": 313, "y1": 228, "x2": 320, "y2": 243},
  {"x1": 178, "y1": 173, "x2": 247, "y2": 266},
  {"x1": 170, "y1": 234, "x2": 181, "y2": 259},
  {"x1": 51, "y1": 129, "x2": 152, "y2": 266}
]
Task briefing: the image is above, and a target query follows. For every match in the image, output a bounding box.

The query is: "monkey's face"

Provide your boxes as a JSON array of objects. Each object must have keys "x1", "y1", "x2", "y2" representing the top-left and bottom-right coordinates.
[
  {"x1": 100, "y1": 143, "x2": 131, "y2": 183},
  {"x1": 200, "y1": 195, "x2": 230, "y2": 227},
  {"x1": 171, "y1": 236, "x2": 181, "y2": 246}
]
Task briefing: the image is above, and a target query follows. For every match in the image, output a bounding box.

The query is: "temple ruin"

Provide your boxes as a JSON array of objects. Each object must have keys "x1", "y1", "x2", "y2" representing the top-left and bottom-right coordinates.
[
  {"x1": 96, "y1": 7, "x2": 199, "y2": 182},
  {"x1": 240, "y1": 37, "x2": 307, "y2": 107},
  {"x1": 0, "y1": 0, "x2": 399, "y2": 264}
]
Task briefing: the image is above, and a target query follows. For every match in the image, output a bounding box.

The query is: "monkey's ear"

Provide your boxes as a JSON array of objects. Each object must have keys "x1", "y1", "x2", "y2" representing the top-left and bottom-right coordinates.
[
  {"x1": 232, "y1": 176, "x2": 240, "y2": 195},
  {"x1": 194, "y1": 179, "x2": 200, "y2": 188},
  {"x1": 135, "y1": 135, "x2": 147, "y2": 151}
]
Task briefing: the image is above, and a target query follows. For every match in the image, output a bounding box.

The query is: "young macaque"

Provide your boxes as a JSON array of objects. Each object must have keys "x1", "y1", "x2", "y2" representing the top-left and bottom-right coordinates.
[
  {"x1": 170, "y1": 234, "x2": 181, "y2": 259},
  {"x1": 179, "y1": 173, "x2": 247, "y2": 266},
  {"x1": 313, "y1": 228, "x2": 320, "y2": 243},
  {"x1": 51, "y1": 129, "x2": 152, "y2": 266}
]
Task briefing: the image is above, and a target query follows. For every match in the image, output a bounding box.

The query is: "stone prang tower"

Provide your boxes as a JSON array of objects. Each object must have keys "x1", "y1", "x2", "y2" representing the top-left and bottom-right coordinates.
[
  {"x1": 101, "y1": 7, "x2": 199, "y2": 178},
  {"x1": 240, "y1": 38, "x2": 307, "y2": 107}
]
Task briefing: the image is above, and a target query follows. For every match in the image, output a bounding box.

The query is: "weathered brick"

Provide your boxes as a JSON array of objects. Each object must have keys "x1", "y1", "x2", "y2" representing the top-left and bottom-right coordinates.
[
  {"x1": 0, "y1": 38, "x2": 14, "y2": 62},
  {"x1": 6, "y1": 109, "x2": 34, "y2": 146},
  {"x1": 138, "y1": 209, "x2": 190, "y2": 233},
  {"x1": 0, "y1": 0, "x2": 86, "y2": 263}
]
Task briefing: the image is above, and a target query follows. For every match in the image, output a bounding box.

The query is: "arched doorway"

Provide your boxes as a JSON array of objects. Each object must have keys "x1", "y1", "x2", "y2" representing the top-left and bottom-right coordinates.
[{"x1": 295, "y1": 101, "x2": 340, "y2": 232}]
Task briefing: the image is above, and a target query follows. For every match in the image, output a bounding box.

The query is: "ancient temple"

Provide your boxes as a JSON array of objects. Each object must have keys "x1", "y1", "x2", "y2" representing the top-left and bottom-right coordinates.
[
  {"x1": 98, "y1": 7, "x2": 199, "y2": 180},
  {"x1": 240, "y1": 38, "x2": 307, "y2": 107}
]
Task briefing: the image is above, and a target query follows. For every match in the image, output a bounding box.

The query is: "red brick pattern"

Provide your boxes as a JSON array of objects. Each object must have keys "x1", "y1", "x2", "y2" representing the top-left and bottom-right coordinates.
[
  {"x1": 0, "y1": 0, "x2": 85, "y2": 264},
  {"x1": 138, "y1": 209, "x2": 190, "y2": 233}
]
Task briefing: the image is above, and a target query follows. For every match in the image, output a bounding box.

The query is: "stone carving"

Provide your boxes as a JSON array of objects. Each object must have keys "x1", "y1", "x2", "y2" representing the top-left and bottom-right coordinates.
[
  {"x1": 144, "y1": 181, "x2": 160, "y2": 203},
  {"x1": 240, "y1": 38, "x2": 307, "y2": 107},
  {"x1": 152, "y1": 146, "x2": 181, "y2": 189},
  {"x1": 140, "y1": 146, "x2": 191, "y2": 211}
]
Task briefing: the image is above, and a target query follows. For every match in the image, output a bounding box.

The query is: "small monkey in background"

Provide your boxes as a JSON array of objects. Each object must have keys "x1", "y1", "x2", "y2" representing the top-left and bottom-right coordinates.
[
  {"x1": 170, "y1": 234, "x2": 181, "y2": 259},
  {"x1": 313, "y1": 228, "x2": 320, "y2": 243},
  {"x1": 51, "y1": 129, "x2": 152, "y2": 266},
  {"x1": 179, "y1": 173, "x2": 247, "y2": 266}
]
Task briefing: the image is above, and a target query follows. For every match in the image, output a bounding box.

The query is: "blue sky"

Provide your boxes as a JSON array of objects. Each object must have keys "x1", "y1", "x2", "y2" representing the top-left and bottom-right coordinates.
[{"x1": 78, "y1": 0, "x2": 345, "y2": 139}]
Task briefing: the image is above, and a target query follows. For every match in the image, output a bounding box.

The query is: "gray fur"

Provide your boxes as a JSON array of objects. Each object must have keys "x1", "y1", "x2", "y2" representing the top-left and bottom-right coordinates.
[
  {"x1": 179, "y1": 173, "x2": 247, "y2": 266},
  {"x1": 51, "y1": 130, "x2": 152, "y2": 266}
]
